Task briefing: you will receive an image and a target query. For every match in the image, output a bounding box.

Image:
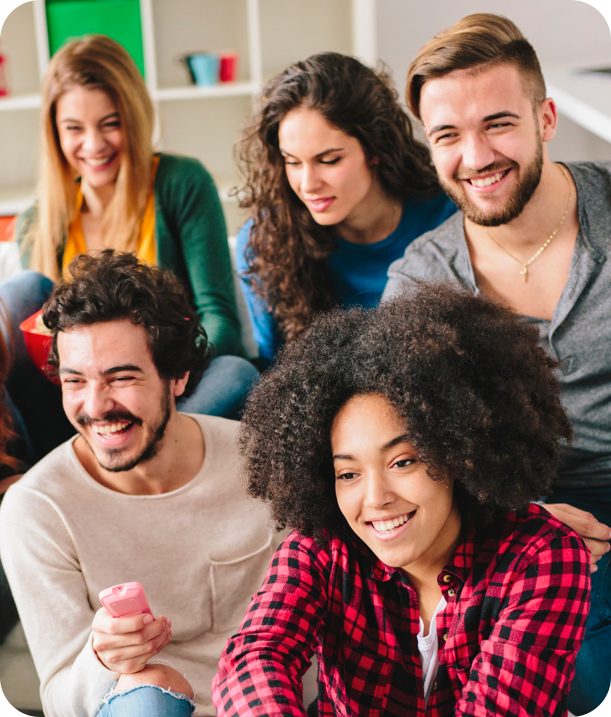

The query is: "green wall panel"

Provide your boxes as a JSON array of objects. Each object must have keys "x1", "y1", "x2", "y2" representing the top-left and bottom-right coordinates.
[{"x1": 46, "y1": 0, "x2": 145, "y2": 77}]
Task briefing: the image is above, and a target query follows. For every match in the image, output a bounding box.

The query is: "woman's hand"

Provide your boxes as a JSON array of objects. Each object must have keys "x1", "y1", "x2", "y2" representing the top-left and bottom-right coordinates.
[
  {"x1": 91, "y1": 607, "x2": 172, "y2": 674},
  {"x1": 544, "y1": 503, "x2": 611, "y2": 572}
]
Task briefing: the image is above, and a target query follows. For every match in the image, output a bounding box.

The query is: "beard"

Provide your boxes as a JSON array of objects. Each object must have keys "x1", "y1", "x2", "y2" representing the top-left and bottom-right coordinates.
[
  {"x1": 440, "y1": 141, "x2": 544, "y2": 227},
  {"x1": 77, "y1": 382, "x2": 172, "y2": 473}
]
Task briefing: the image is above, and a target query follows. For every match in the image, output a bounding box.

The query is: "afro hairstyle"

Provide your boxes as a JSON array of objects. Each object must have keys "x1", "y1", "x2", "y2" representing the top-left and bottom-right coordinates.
[{"x1": 240, "y1": 282, "x2": 571, "y2": 543}]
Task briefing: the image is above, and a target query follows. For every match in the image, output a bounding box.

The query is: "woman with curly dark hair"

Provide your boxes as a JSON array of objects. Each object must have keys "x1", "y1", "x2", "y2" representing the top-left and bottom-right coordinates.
[
  {"x1": 235, "y1": 53, "x2": 456, "y2": 365},
  {"x1": 213, "y1": 283, "x2": 590, "y2": 717}
]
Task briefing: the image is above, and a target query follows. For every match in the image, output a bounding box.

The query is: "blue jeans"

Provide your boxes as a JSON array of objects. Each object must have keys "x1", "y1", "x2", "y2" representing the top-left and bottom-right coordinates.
[
  {"x1": 543, "y1": 486, "x2": 611, "y2": 715},
  {"x1": 178, "y1": 354, "x2": 258, "y2": 420},
  {"x1": 97, "y1": 685, "x2": 195, "y2": 717}
]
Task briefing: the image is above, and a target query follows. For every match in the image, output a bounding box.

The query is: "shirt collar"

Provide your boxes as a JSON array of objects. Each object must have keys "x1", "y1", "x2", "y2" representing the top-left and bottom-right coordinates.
[{"x1": 362, "y1": 514, "x2": 511, "y2": 586}]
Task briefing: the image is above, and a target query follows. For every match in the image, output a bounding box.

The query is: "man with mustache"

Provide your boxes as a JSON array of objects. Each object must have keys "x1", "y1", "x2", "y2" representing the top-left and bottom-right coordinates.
[
  {"x1": 383, "y1": 13, "x2": 611, "y2": 714},
  {"x1": 0, "y1": 251, "x2": 275, "y2": 717}
]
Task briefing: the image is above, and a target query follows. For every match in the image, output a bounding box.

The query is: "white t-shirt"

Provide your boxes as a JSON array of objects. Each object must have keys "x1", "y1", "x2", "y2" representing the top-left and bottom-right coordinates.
[{"x1": 417, "y1": 595, "x2": 447, "y2": 704}]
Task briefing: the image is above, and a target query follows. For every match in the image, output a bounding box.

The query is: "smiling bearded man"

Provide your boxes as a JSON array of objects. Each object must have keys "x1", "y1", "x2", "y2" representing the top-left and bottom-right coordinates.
[
  {"x1": 382, "y1": 14, "x2": 611, "y2": 714},
  {"x1": 0, "y1": 251, "x2": 276, "y2": 717}
]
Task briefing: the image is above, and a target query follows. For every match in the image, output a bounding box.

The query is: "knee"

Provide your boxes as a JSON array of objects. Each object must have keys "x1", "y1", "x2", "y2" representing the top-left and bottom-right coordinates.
[
  {"x1": 0, "y1": 270, "x2": 53, "y2": 320},
  {"x1": 0, "y1": 270, "x2": 51, "y2": 299},
  {"x1": 206, "y1": 355, "x2": 260, "y2": 399},
  {"x1": 116, "y1": 663, "x2": 194, "y2": 699},
  {"x1": 211, "y1": 355, "x2": 259, "y2": 381}
]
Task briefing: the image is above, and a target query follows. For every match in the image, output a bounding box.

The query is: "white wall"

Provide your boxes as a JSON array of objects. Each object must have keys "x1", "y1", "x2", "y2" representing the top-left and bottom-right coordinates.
[{"x1": 375, "y1": 0, "x2": 611, "y2": 161}]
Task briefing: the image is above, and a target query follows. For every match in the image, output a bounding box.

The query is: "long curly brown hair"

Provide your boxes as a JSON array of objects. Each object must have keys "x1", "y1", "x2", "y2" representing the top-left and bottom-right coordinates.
[
  {"x1": 236, "y1": 52, "x2": 442, "y2": 342},
  {"x1": 240, "y1": 283, "x2": 572, "y2": 544}
]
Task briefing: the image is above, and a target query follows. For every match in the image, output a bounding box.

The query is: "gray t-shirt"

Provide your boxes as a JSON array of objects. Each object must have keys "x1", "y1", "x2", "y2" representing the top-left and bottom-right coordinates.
[{"x1": 383, "y1": 162, "x2": 611, "y2": 490}]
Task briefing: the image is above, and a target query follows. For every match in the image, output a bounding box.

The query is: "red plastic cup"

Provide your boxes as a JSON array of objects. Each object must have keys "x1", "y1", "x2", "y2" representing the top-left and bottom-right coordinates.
[
  {"x1": 219, "y1": 52, "x2": 238, "y2": 82},
  {"x1": 19, "y1": 309, "x2": 58, "y2": 383}
]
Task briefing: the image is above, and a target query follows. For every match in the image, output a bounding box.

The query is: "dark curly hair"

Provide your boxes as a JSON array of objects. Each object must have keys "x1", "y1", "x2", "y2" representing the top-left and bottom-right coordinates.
[
  {"x1": 240, "y1": 282, "x2": 572, "y2": 544},
  {"x1": 43, "y1": 251, "x2": 211, "y2": 397},
  {"x1": 236, "y1": 52, "x2": 443, "y2": 342}
]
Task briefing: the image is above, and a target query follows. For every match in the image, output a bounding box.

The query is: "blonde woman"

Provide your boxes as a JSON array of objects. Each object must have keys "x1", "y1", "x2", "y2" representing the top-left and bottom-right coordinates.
[{"x1": 4, "y1": 35, "x2": 257, "y2": 441}]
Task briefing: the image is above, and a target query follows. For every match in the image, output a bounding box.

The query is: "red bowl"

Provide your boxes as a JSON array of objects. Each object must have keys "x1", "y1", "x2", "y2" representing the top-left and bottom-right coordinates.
[{"x1": 19, "y1": 310, "x2": 58, "y2": 384}]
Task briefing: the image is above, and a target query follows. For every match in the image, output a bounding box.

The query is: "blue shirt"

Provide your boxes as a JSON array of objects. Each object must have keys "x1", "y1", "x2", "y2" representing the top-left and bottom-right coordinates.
[{"x1": 236, "y1": 194, "x2": 457, "y2": 364}]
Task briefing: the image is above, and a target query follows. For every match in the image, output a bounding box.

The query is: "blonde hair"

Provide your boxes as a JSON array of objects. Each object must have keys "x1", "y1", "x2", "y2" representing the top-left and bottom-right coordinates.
[
  {"x1": 27, "y1": 35, "x2": 154, "y2": 280},
  {"x1": 407, "y1": 14, "x2": 546, "y2": 120}
]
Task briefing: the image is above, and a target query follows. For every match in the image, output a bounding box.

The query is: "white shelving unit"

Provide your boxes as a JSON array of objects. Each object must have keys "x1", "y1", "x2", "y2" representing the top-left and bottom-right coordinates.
[
  {"x1": 0, "y1": 92, "x2": 41, "y2": 110},
  {"x1": 0, "y1": 0, "x2": 376, "y2": 234}
]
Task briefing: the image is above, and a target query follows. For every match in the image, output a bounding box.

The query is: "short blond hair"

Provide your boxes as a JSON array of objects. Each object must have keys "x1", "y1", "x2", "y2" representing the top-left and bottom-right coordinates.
[
  {"x1": 28, "y1": 35, "x2": 154, "y2": 280},
  {"x1": 407, "y1": 14, "x2": 546, "y2": 120}
]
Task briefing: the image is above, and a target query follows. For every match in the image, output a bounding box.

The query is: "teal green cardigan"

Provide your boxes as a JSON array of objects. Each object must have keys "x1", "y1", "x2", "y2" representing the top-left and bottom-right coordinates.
[{"x1": 16, "y1": 153, "x2": 245, "y2": 358}]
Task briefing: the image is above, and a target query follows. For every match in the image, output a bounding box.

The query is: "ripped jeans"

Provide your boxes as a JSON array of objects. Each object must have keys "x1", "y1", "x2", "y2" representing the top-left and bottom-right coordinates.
[{"x1": 97, "y1": 685, "x2": 195, "y2": 717}]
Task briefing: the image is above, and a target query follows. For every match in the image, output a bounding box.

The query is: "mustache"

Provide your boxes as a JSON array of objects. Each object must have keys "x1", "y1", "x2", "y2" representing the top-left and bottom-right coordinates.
[
  {"x1": 76, "y1": 409, "x2": 142, "y2": 428},
  {"x1": 455, "y1": 159, "x2": 518, "y2": 181}
]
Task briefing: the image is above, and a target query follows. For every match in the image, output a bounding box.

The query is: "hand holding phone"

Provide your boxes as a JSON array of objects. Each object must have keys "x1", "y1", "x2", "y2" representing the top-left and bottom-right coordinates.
[
  {"x1": 99, "y1": 582, "x2": 153, "y2": 618},
  {"x1": 93, "y1": 582, "x2": 170, "y2": 674}
]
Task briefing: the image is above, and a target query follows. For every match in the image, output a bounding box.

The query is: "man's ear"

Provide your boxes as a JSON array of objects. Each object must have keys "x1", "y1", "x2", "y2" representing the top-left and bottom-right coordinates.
[
  {"x1": 538, "y1": 97, "x2": 558, "y2": 143},
  {"x1": 172, "y1": 372, "x2": 190, "y2": 399}
]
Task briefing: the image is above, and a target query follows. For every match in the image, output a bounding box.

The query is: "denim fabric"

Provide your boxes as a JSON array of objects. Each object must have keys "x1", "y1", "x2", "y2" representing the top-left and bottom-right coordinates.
[
  {"x1": 177, "y1": 354, "x2": 258, "y2": 420},
  {"x1": 544, "y1": 486, "x2": 611, "y2": 715},
  {"x1": 97, "y1": 685, "x2": 195, "y2": 717}
]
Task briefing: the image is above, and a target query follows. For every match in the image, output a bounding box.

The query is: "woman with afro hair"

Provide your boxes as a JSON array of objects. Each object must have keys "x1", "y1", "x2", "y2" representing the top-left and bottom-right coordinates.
[{"x1": 212, "y1": 282, "x2": 590, "y2": 717}]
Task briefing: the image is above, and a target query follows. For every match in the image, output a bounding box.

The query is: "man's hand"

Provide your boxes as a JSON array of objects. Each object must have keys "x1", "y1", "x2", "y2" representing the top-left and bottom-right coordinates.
[
  {"x1": 92, "y1": 608, "x2": 172, "y2": 674},
  {"x1": 544, "y1": 503, "x2": 611, "y2": 572}
]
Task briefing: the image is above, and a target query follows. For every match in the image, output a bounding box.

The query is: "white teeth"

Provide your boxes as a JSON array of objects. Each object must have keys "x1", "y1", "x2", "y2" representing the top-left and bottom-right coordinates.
[
  {"x1": 469, "y1": 171, "x2": 505, "y2": 188},
  {"x1": 372, "y1": 513, "x2": 411, "y2": 533},
  {"x1": 93, "y1": 421, "x2": 130, "y2": 436}
]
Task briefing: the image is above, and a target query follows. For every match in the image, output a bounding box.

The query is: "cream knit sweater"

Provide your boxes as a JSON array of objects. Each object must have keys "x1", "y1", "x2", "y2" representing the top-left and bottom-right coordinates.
[{"x1": 0, "y1": 414, "x2": 276, "y2": 717}]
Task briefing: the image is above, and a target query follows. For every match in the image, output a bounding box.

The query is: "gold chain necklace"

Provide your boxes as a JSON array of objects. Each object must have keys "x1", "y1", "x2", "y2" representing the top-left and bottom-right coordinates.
[{"x1": 483, "y1": 164, "x2": 572, "y2": 282}]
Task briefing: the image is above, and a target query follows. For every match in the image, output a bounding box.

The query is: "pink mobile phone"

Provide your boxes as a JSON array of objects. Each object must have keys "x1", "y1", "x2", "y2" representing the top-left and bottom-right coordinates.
[{"x1": 99, "y1": 582, "x2": 154, "y2": 619}]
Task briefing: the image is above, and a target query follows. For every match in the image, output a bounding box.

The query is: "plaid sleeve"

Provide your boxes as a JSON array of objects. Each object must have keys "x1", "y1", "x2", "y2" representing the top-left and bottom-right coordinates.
[
  {"x1": 212, "y1": 533, "x2": 330, "y2": 717},
  {"x1": 456, "y1": 532, "x2": 590, "y2": 716}
]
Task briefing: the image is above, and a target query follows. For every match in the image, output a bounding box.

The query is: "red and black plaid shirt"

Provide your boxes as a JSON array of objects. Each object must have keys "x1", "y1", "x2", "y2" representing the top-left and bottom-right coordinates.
[{"x1": 213, "y1": 504, "x2": 589, "y2": 717}]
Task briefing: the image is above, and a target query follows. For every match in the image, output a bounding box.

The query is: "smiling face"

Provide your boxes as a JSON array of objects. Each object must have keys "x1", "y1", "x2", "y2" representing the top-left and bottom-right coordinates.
[
  {"x1": 420, "y1": 63, "x2": 555, "y2": 227},
  {"x1": 332, "y1": 393, "x2": 461, "y2": 579},
  {"x1": 278, "y1": 105, "x2": 380, "y2": 228},
  {"x1": 58, "y1": 320, "x2": 187, "y2": 475},
  {"x1": 55, "y1": 86, "x2": 124, "y2": 190}
]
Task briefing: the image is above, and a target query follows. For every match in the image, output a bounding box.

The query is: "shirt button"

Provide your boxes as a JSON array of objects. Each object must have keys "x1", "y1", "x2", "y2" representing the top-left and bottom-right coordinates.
[
  {"x1": 442, "y1": 574, "x2": 452, "y2": 583},
  {"x1": 433, "y1": 680, "x2": 438, "y2": 691},
  {"x1": 447, "y1": 588, "x2": 456, "y2": 597},
  {"x1": 443, "y1": 633, "x2": 448, "y2": 641}
]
